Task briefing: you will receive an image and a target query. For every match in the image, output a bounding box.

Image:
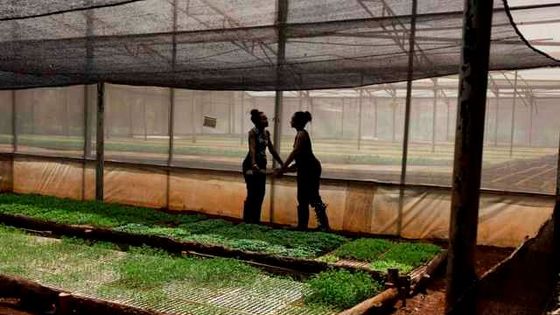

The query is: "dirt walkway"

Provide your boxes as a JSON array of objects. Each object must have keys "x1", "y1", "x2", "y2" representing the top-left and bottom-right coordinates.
[
  {"x1": 390, "y1": 246, "x2": 513, "y2": 315},
  {"x1": 0, "y1": 299, "x2": 38, "y2": 315}
]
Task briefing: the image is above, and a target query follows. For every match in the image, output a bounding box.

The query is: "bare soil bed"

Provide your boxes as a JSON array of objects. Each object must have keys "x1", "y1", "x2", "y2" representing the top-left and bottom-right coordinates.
[{"x1": 390, "y1": 246, "x2": 514, "y2": 315}]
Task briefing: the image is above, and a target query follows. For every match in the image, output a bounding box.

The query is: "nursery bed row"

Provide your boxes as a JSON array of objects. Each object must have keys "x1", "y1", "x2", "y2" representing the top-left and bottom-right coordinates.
[
  {"x1": 0, "y1": 193, "x2": 442, "y2": 277},
  {"x1": 0, "y1": 225, "x2": 385, "y2": 313}
]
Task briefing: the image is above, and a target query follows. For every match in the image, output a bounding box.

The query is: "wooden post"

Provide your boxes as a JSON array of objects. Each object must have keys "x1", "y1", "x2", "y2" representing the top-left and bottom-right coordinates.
[
  {"x1": 445, "y1": 0, "x2": 494, "y2": 313},
  {"x1": 95, "y1": 82, "x2": 105, "y2": 202}
]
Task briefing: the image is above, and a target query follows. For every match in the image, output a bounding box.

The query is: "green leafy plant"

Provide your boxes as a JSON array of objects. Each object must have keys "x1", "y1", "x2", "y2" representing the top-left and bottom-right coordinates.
[
  {"x1": 0, "y1": 193, "x2": 440, "y2": 271},
  {"x1": 370, "y1": 242, "x2": 441, "y2": 273},
  {"x1": 114, "y1": 246, "x2": 260, "y2": 288},
  {"x1": 332, "y1": 238, "x2": 394, "y2": 261},
  {"x1": 305, "y1": 269, "x2": 382, "y2": 309}
]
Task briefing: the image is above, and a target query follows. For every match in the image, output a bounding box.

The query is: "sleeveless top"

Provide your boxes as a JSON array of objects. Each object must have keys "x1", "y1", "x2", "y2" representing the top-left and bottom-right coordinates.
[
  {"x1": 243, "y1": 127, "x2": 268, "y2": 171},
  {"x1": 294, "y1": 130, "x2": 319, "y2": 170}
]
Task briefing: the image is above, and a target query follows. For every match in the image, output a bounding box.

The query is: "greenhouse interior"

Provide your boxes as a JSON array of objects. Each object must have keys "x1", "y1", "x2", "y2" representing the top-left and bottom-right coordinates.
[{"x1": 0, "y1": 0, "x2": 559, "y2": 315}]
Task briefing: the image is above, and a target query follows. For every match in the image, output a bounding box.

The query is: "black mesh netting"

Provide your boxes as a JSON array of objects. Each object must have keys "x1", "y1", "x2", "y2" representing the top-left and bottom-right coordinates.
[{"x1": 0, "y1": 0, "x2": 558, "y2": 91}]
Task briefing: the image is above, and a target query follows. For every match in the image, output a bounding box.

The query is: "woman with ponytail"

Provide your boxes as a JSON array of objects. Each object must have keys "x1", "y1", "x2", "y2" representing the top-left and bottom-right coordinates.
[
  {"x1": 242, "y1": 109, "x2": 284, "y2": 224},
  {"x1": 281, "y1": 111, "x2": 330, "y2": 231}
]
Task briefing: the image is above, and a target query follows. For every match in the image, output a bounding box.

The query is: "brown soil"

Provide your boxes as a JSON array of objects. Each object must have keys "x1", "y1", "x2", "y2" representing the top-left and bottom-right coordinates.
[
  {"x1": 390, "y1": 246, "x2": 513, "y2": 315},
  {"x1": 0, "y1": 298, "x2": 37, "y2": 315}
]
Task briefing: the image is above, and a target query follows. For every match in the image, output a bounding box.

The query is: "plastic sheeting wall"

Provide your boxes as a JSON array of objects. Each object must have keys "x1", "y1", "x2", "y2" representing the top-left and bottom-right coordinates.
[
  {"x1": 6, "y1": 157, "x2": 553, "y2": 248},
  {"x1": 0, "y1": 156, "x2": 12, "y2": 192},
  {"x1": 5, "y1": 81, "x2": 559, "y2": 194},
  {"x1": 12, "y1": 157, "x2": 94, "y2": 201}
]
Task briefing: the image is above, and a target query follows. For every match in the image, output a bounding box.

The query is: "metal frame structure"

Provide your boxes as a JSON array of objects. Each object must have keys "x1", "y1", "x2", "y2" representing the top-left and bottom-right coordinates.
[{"x1": 1, "y1": 2, "x2": 559, "y2": 310}]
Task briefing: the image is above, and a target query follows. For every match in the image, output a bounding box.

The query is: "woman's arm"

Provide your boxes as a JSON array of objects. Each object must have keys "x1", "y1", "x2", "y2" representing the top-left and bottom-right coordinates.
[
  {"x1": 282, "y1": 131, "x2": 304, "y2": 172},
  {"x1": 247, "y1": 130, "x2": 259, "y2": 171},
  {"x1": 266, "y1": 130, "x2": 284, "y2": 167}
]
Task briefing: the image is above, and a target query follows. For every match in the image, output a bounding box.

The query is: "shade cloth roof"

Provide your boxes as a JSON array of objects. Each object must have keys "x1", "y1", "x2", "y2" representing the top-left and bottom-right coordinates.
[{"x1": 0, "y1": 0, "x2": 558, "y2": 90}]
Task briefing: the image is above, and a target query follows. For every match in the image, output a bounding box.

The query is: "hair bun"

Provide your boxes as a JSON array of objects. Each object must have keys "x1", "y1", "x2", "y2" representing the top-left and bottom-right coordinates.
[
  {"x1": 250, "y1": 109, "x2": 260, "y2": 116},
  {"x1": 304, "y1": 111, "x2": 312, "y2": 122}
]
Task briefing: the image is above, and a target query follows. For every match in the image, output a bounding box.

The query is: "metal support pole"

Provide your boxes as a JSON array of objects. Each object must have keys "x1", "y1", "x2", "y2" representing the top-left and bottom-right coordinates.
[
  {"x1": 191, "y1": 91, "x2": 197, "y2": 143},
  {"x1": 446, "y1": 101, "x2": 451, "y2": 142},
  {"x1": 340, "y1": 98, "x2": 345, "y2": 139},
  {"x1": 168, "y1": 89, "x2": 175, "y2": 165},
  {"x1": 95, "y1": 82, "x2": 105, "y2": 202},
  {"x1": 445, "y1": 0, "x2": 494, "y2": 313},
  {"x1": 228, "y1": 93, "x2": 233, "y2": 135},
  {"x1": 494, "y1": 90, "x2": 499, "y2": 147},
  {"x1": 83, "y1": 88, "x2": 90, "y2": 159},
  {"x1": 12, "y1": 91, "x2": 17, "y2": 153},
  {"x1": 270, "y1": 0, "x2": 288, "y2": 224},
  {"x1": 83, "y1": 0, "x2": 94, "y2": 200},
  {"x1": 373, "y1": 96, "x2": 378, "y2": 139},
  {"x1": 309, "y1": 96, "x2": 314, "y2": 137},
  {"x1": 84, "y1": 87, "x2": 93, "y2": 158},
  {"x1": 273, "y1": 91, "x2": 283, "y2": 168},
  {"x1": 167, "y1": 0, "x2": 177, "y2": 209},
  {"x1": 240, "y1": 92, "x2": 245, "y2": 145},
  {"x1": 82, "y1": 86, "x2": 90, "y2": 201},
  {"x1": 400, "y1": 0, "x2": 417, "y2": 184},
  {"x1": 508, "y1": 71, "x2": 518, "y2": 157},
  {"x1": 396, "y1": 0, "x2": 418, "y2": 238},
  {"x1": 169, "y1": 0, "x2": 177, "y2": 166},
  {"x1": 128, "y1": 102, "x2": 134, "y2": 137},
  {"x1": 358, "y1": 89, "x2": 363, "y2": 150},
  {"x1": 392, "y1": 101, "x2": 397, "y2": 143},
  {"x1": 64, "y1": 89, "x2": 70, "y2": 137},
  {"x1": 30, "y1": 95, "x2": 35, "y2": 135},
  {"x1": 143, "y1": 98, "x2": 148, "y2": 141},
  {"x1": 554, "y1": 133, "x2": 560, "y2": 264},
  {"x1": 528, "y1": 97, "x2": 534, "y2": 146},
  {"x1": 432, "y1": 87, "x2": 438, "y2": 153}
]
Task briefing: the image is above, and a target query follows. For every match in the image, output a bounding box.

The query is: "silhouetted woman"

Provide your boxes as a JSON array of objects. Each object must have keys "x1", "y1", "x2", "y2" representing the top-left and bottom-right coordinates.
[
  {"x1": 242, "y1": 109, "x2": 283, "y2": 223},
  {"x1": 281, "y1": 111, "x2": 329, "y2": 231}
]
